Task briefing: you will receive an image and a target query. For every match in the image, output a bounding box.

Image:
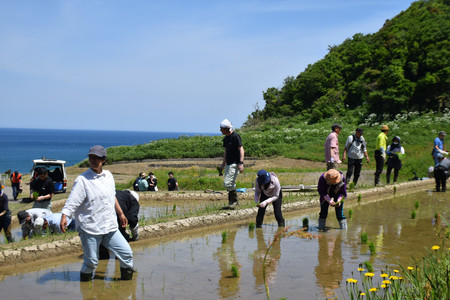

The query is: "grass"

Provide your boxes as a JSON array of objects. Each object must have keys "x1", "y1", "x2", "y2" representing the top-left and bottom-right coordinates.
[{"x1": 361, "y1": 232, "x2": 368, "y2": 244}]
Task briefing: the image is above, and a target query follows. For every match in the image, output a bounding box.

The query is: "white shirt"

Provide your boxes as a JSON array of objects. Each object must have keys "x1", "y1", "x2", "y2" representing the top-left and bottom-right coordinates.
[
  {"x1": 21, "y1": 208, "x2": 52, "y2": 238},
  {"x1": 61, "y1": 168, "x2": 118, "y2": 235},
  {"x1": 45, "y1": 213, "x2": 73, "y2": 234}
]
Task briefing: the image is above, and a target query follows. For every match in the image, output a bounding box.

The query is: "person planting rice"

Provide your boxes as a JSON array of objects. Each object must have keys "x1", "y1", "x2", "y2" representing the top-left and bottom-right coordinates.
[{"x1": 317, "y1": 169, "x2": 347, "y2": 230}]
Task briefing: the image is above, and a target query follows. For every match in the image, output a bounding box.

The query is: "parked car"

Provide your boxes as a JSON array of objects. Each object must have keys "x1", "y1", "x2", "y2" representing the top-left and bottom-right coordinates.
[{"x1": 30, "y1": 158, "x2": 67, "y2": 193}]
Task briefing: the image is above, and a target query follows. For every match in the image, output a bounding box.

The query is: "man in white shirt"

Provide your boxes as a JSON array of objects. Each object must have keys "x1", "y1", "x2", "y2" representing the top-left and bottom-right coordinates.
[
  {"x1": 60, "y1": 145, "x2": 134, "y2": 281},
  {"x1": 342, "y1": 128, "x2": 370, "y2": 185}
]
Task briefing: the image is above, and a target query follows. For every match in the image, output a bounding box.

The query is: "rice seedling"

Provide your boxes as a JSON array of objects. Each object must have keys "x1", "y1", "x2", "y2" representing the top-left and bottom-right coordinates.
[
  {"x1": 361, "y1": 232, "x2": 368, "y2": 244},
  {"x1": 230, "y1": 264, "x2": 239, "y2": 277},
  {"x1": 369, "y1": 242, "x2": 376, "y2": 255}
]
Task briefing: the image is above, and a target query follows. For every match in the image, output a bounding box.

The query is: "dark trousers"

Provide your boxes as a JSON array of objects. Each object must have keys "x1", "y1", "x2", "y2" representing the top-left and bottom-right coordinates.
[
  {"x1": 346, "y1": 158, "x2": 362, "y2": 184},
  {"x1": 435, "y1": 170, "x2": 448, "y2": 192},
  {"x1": 12, "y1": 183, "x2": 20, "y2": 200},
  {"x1": 374, "y1": 150, "x2": 384, "y2": 185},
  {"x1": 0, "y1": 211, "x2": 12, "y2": 242},
  {"x1": 256, "y1": 191, "x2": 285, "y2": 227},
  {"x1": 319, "y1": 198, "x2": 345, "y2": 221},
  {"x1": 386, "y1": 166, "x2": 399, "y2": 184}
]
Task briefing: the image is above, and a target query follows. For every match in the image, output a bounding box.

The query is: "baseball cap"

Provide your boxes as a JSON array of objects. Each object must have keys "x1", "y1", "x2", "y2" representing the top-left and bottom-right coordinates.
[{"x1": 88, "y1": 145, "x2": 107, "y2": 158}]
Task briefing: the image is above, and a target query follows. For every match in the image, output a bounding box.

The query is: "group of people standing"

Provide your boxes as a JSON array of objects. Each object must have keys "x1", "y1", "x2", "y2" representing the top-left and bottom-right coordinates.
[{"x1": 134, "y1": 171, "x2": 178, "y2": 192}]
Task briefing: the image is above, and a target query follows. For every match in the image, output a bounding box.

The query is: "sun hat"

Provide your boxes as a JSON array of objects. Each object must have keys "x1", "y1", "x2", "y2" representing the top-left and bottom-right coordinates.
[
  {"x1": 220, "y1": 119, "x2": 233, "y2": 129},
  {"x1": 140, "y1": 172, "x2": 147, "y2": 178},
  {"x1": 381, "y1": 125, "x2": 389, "y2": 131},
  {"x1": 325, "y1": 169, "x2": 341, "y2": 185},
  {"x1": 18, "y1": 211, "x2": 29, "y2": 225},
  {"x1": 34, "y1": 217, "x2": 44, "y2": 229},
  {"x1": 257, "y1": 169, "x2": 271, "y2": 185},
  {"x1": 88, "y1": 145, "x2": 107, "y2": 158},
  {"x1": 331, "y1": 123, "x2": 342, "y2": 131}
]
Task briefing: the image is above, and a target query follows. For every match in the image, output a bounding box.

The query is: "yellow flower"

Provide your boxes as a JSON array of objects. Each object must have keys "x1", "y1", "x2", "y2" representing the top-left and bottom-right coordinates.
[
  {"x1": 369, "y1": 288, "x2": 378, "y2": 292},
  {"x1": 390, "y1": 276, "x2": 399, "y2": 280},
  {"x1": 407, "y1": 266, "x2": 414, "y2": 270},
  {"x1": 364, "y1": 272, "x2": 375, "y2": 277},
  {"x1": 360, "y1": 292, "x2": 366, "y2": 296},
  {"x1": 358, "y1": 268, "x2": 364, "y2": 271},
  {"x1": 393, "y1": 269, "x2": 399, "y2": 273},
  {"x1": 432, "y1": 245, "x2": 440, "y2": 251},
  {"x1": 380, "y1": 273, "x2": 388, "y2": 278},
  {"x1": 383, "y1": 280, "x2": 391, "y2": 284},
  {"x1": 346, "y1": 278, "x2": 358, "y2": 284},
  {"x1": 399, "y1": 277, "x2": 404, "y2": 280},
  {"x1": 381, "y1": 284, "x2": 387, "y2": 288}
]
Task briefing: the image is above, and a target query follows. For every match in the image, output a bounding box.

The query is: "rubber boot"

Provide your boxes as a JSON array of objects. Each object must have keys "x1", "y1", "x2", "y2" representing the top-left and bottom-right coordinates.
[
  {"x1": 80, "y1": 272, "x2": 93, "y2": 282},
  {"x1": 318, "y1": 218, "x2": 326, "y2": 230},
  {"x1": 228, "y1": 190, "x2": 239, "y2": 209},
  {"x1": 339, "y1": 219, "x2": 347, "y2": 230},
  {"x1": 120, "y1": 267, "x2": 134, "y2": 280}
]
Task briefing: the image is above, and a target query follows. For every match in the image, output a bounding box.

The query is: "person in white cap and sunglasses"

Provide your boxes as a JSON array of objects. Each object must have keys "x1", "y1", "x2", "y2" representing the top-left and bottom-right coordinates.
[
  {"x1": 60, "y1": 145, "x2": 135, "y2": 281},
  {"x1": 219, "y1": 119, "x2": 245, "y2": 209}
]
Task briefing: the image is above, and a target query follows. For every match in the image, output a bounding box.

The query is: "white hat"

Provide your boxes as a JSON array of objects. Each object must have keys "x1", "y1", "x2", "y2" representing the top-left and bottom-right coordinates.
[
  {"x1": 129, "y1": 190, "x2": 140, "y2": 202},
  {"x1": 220, "y1": 119, "x2": 232, "y2": 129},
  {"x1": 34, "y1": 217, "x2": 44, "y2": 229}
]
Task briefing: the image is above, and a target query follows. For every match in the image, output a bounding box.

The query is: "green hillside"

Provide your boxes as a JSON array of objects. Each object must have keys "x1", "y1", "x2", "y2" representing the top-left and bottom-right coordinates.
[{"x1": 246, "y1": 0, "x2": 450, "y2": 125}]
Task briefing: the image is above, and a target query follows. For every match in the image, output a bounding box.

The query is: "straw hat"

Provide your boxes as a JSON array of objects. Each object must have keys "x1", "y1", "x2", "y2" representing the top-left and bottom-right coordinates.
[{"x1": 325, "y1": 169, "x2": 341, "y2": 185}]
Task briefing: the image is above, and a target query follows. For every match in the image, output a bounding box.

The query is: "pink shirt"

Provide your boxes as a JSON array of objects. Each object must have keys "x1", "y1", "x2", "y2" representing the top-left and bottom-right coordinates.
[{"x1": 324, "y1": 132, "x2": 341, "y2": 163}]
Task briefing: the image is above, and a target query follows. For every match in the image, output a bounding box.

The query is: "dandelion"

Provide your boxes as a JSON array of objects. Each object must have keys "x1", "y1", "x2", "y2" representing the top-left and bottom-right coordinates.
[
  {"x1": 383, "y1": 280, "x2": 391, "y2": 284},
  {"x1": 346, "y1": 278, "x2": 358, "y2": 284},
  {"x1": 360, "y1": 292, "x2": 366, "y2": 296},
  {"x1": 431, "y1": 245, "x2": 440, "y2": 251},
  {"x1": 369, "y1": 288, "x2": 377, "y2": 292},
  {"x1": 364, "y1": 272, "x2": 375, "y2": 277},
  {"x1": 358, "y1": 268, "x2": 364, "y2": 272},
  {"x1": 407, "y1": 266, "x2": 414, "y2": 270},
  {"x1": 381, "y1": 284, "x2": 387, "y2": 288},
  {"x1": 389, "y1": 276, "x2": 399, "y2": 280},
  {"x1": 393, "y1": 269, "x2": 399, "y2": 273},
  {"x1": 380, "y1": 273, "x2": 388, "y2": 278}
]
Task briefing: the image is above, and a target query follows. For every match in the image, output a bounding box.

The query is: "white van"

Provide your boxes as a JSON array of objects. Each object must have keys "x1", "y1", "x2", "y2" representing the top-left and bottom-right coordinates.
[{"x1": 30, "y1": 158, "x2": 67, "y2": 193}]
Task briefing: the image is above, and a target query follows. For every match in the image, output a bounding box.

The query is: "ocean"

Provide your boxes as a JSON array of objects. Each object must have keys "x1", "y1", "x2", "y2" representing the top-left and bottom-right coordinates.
[{"x1": 0, "y1": 128, "x2": 215, "y2": 174}]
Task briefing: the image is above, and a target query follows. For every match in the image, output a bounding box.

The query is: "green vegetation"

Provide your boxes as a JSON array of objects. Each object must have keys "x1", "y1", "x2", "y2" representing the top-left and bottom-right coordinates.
[
  {"x1": 348, "y1": 209, "x2": 353, "y2": 218},
  {"x1": 230, "y1": 264, "x2": 239, "y2": 278},
  {"x1": 361, "y1": 232, "x2": 369, "y2": 244},
  {"x1": 369, "y1": 242, "x2": 376, "y2": 255},
  {"x1": 246, "y1": 0, "x2": 449, "y2": 124},
  {"x1": 221, "y1": 231, "x2": 228, "y2": 243},
  {"x1": 412, "y1": 210, "x2": 417, "y2": 219},
  {"x1": 415, "y1": 200, "x2": 420, "y2": 209},
  {"x1": 248, "y1": 222, "x2": 256, "y2": 231}
]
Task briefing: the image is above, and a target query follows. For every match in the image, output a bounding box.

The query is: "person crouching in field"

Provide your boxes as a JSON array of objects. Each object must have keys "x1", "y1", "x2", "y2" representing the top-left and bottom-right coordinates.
[
  {"x1": 317, "y1": 169, "x2": 347, "y2": 230},
  {"x1": 434, "y1": 153, "x2": 450, "y2": 192},
  {"x1": 254, "y1": 169, "x2": 285, "y2": 228}
]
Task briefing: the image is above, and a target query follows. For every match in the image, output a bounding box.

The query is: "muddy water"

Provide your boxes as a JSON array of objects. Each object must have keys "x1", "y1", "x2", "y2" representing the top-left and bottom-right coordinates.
[{"x1": 0, "y1": 189, "x2": 448, "y2": 299}]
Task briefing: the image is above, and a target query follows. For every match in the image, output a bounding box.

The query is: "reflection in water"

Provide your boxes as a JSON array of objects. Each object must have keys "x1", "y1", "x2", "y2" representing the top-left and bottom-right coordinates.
[
  {"x1": 315, "y1": 232, "x2": 343, "y2": 298},
  {"x1": 213, "y1": 230, "x2": 240, "y2": 298}
]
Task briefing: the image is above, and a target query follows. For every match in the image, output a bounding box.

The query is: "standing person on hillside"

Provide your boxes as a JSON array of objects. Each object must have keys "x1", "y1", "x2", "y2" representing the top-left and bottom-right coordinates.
[
  {"x1": 60, "y1": 145, "x2": 135, "y2": 281},
  {"x1": 374, "y1": 125, "x2": 389, "y2": 186},
  {"x1": 147, "y1": 172, "x2": 158, "y2": 191},
  {"x1": 432, "y1": 131, "x2": 447, "y2": 166},
  {"x1": 167, "y1": 171, "x2": 179, "y2": 191},
  {"x1": 254, "y1": 169, "x2": 285, "y2": 228},
  {"x1": 219, "y1": 119, "x2": 245, "y2": 209},
  {"x1": 0, "y1": 185, "x2": 13, "y2": 243},
  {"x1": 30, "y1": 167, "x2": 54, "y2": 210},
  {"x1": 434, "y1": 153, "x2": 450, "y2": 192},
  {"x1": 324, "y1": 124, "x2": 342, "y2": 170},
  {"x1": 386, "y1": 136, "x2": 405, "y2": 184},
  {"x1": 10, "y1": 170, "x2": 22, "y2": 200},
  {"x1": 317, "y1": 169, "x2": 347, "y2": 230},
  {"x1": 342, "y1": 128, "x2": 370, "y2": 186}
]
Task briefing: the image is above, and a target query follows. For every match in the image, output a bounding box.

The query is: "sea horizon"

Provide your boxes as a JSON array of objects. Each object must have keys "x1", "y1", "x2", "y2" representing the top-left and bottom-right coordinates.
[{"x1": 0, "y1": 127, "x2": 218, "y2": 175}]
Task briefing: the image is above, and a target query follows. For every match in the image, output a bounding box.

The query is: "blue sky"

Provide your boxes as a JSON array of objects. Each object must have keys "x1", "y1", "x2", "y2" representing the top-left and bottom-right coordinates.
[{"x1": 0, "y1": 0, "x2": 415, "y2": 133}]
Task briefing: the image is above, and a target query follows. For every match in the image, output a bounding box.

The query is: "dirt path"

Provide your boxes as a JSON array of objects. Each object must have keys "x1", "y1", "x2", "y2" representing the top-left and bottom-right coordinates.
[{"x1": 0, "y1": 178, "x2": 433, "y2": 268}]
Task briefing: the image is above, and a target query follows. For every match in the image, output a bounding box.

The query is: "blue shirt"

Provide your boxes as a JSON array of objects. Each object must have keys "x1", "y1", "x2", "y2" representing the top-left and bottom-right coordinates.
[{"x1": 434, "y1": 137, "x2": 444, "y2": 152}]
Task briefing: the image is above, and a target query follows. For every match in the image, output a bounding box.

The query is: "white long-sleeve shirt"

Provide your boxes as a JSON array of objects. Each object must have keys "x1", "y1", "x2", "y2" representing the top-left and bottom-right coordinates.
[
  {"x1": 61, "y1": 168, "x2": 118, "y2": 235},
  {"x1": 254, "y1": 172, "x2": 281, "y2": 204}
]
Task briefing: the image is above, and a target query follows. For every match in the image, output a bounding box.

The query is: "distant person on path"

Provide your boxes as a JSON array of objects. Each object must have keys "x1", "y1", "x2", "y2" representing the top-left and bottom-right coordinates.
[
  {"x1": 17, "y1": 208, "x2": 52, "y2": 239},
  {"x1": 324, "y1": 124, "x2": 342, "y2": 170},
  {"x1": 137, "y1": 172, "x2": 149, "y2": 191},
  {"x1": 374, "y1": 125, "x2": 389, "y2": 186},
  {"x1": 254, "y1": 169, "x2": 285, "y2": 228},
  {"x1": 0, "y1": 185, "x2": 13, "y2": 243},
  {"x1": 147, "y1": 172, "x2": 158, "y2": 191},
  {"x1": 167, "y1": 172, "x2": 179, "y2": 191},
  {"x1": 10, "y1": 171, "x2": 22, "y2": 200},
  {"x1": 386, "y1": 136, "x2": 405, "y2": 184},
  {"x1": 30, "y1": 167, "x2": 54, "y2": 210},
  {"x1": 60, "y1": 145, "x2": 134, "y2": 281},
  {"x1": 432, "y1": 131, "x2": 447, "y2": 166},
  {"x1": 342, "y1": 128, "x2": 370, "y2": 185},
  {"x1": 317, "y1": 169, "x2": 347, "y2": 230},
  {"x1": 219, "y1": 119, "x2": 245, "y2": 209},
  {"x1": 434, "y1": 153, "x2": 450, "y2": 192}
]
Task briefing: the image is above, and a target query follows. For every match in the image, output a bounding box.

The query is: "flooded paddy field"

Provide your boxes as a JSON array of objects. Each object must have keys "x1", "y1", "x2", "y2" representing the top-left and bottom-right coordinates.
[{"x1": 0, "y1": 187, "x2": 447, "y2": 299}]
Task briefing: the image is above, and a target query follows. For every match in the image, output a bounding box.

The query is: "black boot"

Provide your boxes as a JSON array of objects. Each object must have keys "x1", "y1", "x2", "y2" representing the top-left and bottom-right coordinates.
[
  {"x1": 120, "y1": 267, "x2": 134, "y2": 280},
  {"x1": 80, "y1": 272, "x2": 93, "y2": 282},
  {"x1": 228, "y1": 190, "x2": 239, "y2": 209}
]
